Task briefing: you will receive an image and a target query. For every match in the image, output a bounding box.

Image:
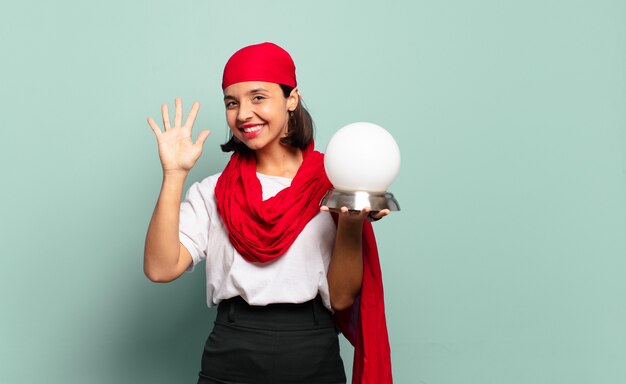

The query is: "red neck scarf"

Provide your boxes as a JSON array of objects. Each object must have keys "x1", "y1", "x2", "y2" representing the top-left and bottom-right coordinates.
[{"x1": 215, "y1": 143, "x2": 393, "y2": 383}]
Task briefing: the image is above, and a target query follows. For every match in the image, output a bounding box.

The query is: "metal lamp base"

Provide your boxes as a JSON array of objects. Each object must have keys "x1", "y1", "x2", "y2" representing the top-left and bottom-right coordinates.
[{"x1": 320, "y1": 189, "x2": 400, "y2": 212}]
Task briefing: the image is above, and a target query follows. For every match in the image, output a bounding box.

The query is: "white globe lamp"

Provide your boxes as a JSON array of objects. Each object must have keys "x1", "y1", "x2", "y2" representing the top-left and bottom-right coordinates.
[{"x1": 321, "y1": 122, "x2": 401, "y2": 212}]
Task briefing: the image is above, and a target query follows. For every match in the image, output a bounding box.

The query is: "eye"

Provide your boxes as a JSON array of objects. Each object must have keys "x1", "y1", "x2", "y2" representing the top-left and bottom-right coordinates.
[
  {"x1": 225, "y1": 100, "x2": 237, "y2": 109},
  {"x1": 252, "y1": 95, "x2": 265, "y2": 103}
]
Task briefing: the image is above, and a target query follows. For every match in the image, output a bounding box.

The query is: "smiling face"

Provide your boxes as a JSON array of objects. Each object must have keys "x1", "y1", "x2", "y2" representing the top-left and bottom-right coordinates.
[{"x1": 223, "y1": 81, "x2": 298, "y2": 152}]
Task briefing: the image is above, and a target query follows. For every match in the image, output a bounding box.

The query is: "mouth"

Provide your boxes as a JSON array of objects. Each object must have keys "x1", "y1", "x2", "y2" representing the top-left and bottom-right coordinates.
[{"x1": 239, "y1": 123, "x2": 264, "y2": 138}]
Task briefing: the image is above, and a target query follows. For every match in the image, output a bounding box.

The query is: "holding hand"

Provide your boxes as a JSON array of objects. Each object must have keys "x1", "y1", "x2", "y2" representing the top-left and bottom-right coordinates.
[
  {"x1": 147, "y1": 97, "x2": 211, "y2": 175},
  {"x1": 320, "y1": 206, "x2": 391, "y2": 223}
]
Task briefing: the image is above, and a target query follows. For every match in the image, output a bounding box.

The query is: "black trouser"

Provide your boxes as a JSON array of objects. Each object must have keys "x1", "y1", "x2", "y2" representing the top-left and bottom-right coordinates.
[{"x1": 198, "y1": 295, "x2": 346, "y2": 384}]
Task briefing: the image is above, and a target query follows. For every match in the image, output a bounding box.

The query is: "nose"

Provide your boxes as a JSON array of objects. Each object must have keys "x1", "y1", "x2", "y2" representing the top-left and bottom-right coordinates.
[{"x1": 237, "y1": 100, "x2": 253, "y2": 122}]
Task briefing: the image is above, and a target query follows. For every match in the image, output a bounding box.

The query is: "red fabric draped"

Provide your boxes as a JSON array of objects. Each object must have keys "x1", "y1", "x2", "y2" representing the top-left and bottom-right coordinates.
[
  {"x1": 214, "y1": 144, "x2": 330, "y2": 262},
  {"x1": 214, "y1": 143, "x2": 393, "y2": 383}
]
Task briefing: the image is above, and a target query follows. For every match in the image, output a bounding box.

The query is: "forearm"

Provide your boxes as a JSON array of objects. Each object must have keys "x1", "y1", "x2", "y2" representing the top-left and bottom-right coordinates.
[
  {"x1": 144, "y1": 172, "x2": 188, "y2": 282},
  {"x1": 327, "y1": 218, "x2": 364, "y2": 311}
]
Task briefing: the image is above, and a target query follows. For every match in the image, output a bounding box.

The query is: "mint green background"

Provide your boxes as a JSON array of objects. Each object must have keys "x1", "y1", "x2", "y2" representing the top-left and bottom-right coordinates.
[{"x1": 1, "y1": 1, "x2": 625, "y2": 383}]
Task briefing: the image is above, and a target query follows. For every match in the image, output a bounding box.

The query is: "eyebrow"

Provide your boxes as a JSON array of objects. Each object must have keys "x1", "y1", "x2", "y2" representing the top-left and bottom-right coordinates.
[{"x1": 223, "y1": 87, "x2": 269, "y2": 100}]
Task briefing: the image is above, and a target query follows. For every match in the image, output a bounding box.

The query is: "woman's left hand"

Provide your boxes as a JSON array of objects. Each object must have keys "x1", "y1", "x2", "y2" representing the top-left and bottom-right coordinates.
[{"x1": 320, "y1": 206, "x2": 391, "y2": 223}]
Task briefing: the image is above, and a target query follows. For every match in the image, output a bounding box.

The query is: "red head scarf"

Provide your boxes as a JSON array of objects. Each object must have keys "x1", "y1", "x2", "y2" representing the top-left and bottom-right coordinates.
[{"x1": 222, "y1": 42, "x2": 297, "y2": 89}]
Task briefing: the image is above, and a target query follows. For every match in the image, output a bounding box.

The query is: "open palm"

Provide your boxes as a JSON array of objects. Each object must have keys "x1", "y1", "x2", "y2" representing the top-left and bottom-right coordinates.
[{"x1": 147, "y1": 97, "x2": 210, "y2": 174}]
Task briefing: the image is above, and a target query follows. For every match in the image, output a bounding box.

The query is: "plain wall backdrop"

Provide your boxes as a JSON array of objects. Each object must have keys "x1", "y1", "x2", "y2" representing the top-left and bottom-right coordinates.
[{"x1": 1, "y1": 1, "x2": 625, "y2": 383}]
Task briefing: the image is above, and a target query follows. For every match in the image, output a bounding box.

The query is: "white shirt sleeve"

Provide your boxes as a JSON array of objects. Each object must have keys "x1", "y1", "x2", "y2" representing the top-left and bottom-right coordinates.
[{"x1": 179, "y1": 181, "x2": 210, "y2": 272}]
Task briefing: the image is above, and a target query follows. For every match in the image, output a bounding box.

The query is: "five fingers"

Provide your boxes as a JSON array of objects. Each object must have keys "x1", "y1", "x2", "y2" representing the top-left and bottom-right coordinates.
[{"x1": 148, "y1": 98, "x2": 202, "y2": 137}]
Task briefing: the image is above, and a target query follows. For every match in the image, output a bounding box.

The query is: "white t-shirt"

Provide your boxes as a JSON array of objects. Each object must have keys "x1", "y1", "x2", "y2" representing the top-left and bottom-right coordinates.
[{"x1": 179, "y1": 172, "x2": 336, "y2": 310}]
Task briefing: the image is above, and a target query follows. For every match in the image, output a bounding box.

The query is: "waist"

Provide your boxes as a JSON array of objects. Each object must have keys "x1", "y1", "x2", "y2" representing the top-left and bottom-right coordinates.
[{"x1": 216, "y1": 295, "x2": 336, "y2": 331}]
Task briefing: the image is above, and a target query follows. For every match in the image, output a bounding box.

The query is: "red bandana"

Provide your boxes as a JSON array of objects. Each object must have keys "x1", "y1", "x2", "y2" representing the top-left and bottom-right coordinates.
[
  {"x1": 214, "y1": 143, "x2": 393, "y2": 383},
  {"x1": 222, "y1": 42, "x2": 297, "y2": 90}
]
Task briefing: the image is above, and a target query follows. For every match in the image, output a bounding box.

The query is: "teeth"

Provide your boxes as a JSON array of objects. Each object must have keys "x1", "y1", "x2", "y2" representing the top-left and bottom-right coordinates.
[{"x1": 243, "y1": 125, "x2": 262, "y2": 133}]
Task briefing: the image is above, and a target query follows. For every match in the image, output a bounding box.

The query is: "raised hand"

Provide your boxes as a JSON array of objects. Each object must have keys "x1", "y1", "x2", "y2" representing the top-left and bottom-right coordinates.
[{"x1": 147, "y1": 97, "x2": 211, "y2": 175}]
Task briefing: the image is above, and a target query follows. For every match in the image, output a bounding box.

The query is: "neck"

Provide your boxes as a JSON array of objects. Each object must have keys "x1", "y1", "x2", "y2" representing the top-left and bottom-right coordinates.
[{"x1": 255, "y1": 143, "x2": 303, "y2": 178}]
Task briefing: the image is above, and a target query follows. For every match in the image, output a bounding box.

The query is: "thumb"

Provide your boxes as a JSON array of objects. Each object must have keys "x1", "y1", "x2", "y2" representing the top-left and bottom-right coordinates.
[{"x1": 195, "y1": 129, "x2": 211, "y2": 147}]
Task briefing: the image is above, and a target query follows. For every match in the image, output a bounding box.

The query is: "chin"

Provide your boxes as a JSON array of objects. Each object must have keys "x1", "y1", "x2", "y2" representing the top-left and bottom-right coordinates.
[{"x1": 240, "y1": 140, "x2": 264, "y2": 151}]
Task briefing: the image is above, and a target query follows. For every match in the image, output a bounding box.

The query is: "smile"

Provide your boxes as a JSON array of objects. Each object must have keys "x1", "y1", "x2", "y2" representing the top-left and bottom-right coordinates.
[{"x1": 239, "y1": 123, "x2": 265, "y2": 138}]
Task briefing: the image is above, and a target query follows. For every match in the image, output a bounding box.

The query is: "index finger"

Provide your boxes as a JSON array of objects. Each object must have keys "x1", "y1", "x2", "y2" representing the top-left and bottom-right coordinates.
[{"x1": 184, "y1": 101, "x2": 200, "y2": 129}]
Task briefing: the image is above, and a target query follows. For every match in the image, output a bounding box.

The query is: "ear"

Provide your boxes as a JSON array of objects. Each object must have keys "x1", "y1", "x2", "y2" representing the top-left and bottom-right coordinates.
[{"x1": 287, "y1": 88, "x2": 300, "y2": 112}]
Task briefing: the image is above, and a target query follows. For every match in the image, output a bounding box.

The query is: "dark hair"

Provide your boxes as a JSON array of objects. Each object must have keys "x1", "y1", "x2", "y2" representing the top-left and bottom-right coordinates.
[{"x1": 220, "y1": 84, "x2": 314, "y2": 153}]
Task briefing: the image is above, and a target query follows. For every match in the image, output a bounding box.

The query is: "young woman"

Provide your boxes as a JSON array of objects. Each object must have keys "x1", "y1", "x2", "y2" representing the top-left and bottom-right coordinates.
[{"x1": 145, "y1": 42, "x2": 392, "y2": 384}]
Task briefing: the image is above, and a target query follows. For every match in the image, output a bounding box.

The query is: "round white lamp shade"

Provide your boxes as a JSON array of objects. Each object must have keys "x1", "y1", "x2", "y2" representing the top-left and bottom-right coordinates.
[{"x1": 324, "y1": 122, "x2": 400, "y2": 193}]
